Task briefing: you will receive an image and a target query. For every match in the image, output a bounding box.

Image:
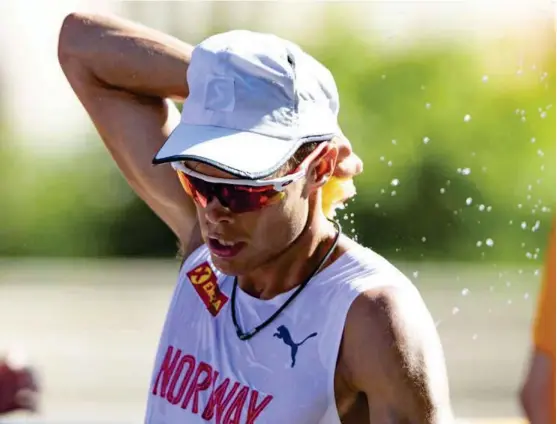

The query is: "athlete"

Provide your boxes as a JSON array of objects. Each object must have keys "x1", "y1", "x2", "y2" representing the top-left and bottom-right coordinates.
[
  {"x1": 520, "y1": 222, "x2": 555, "y2": 424},
  {"x1": 58, "y1": 13, "x2": 454, "y2": 423}
]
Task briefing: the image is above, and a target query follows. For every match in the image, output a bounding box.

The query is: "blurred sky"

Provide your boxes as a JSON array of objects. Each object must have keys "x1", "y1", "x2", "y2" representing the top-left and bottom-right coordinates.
[{"x1": 0, "y1": 0, "x2": 554, "y2": 152}]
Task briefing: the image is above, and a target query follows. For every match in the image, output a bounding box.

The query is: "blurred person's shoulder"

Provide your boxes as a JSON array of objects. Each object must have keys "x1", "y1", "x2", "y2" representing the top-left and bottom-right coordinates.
[{"x1": 533, "y1": 221, "x2": 556, "y2": 356}]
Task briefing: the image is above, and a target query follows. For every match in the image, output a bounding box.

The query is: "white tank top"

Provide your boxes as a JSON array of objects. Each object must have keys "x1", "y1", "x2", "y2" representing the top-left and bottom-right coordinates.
[{"x1": 144, "y1": 242, "x2": 413, "y2": 424}]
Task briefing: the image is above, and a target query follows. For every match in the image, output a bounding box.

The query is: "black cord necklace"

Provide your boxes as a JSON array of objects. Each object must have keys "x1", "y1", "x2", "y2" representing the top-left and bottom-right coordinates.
[{"x1": 231, "y1": 218, "x2": 342, "y2": 341}]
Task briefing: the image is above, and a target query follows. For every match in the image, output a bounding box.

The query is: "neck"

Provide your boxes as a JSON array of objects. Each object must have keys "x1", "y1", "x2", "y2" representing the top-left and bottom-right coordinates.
[{"x1": 237, "y1": 215, "x2": 341, "y2": 300}]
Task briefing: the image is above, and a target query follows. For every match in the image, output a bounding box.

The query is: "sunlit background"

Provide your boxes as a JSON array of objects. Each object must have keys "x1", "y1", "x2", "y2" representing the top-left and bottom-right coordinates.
[{"x1": 0, "y1": 1, "x2": 555, "y2": 423}]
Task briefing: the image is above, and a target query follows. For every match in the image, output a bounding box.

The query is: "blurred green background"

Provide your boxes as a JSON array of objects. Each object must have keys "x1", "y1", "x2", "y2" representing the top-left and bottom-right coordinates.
[{"x1": 0, "y1": 2, "x2": 554, "y2": 262}]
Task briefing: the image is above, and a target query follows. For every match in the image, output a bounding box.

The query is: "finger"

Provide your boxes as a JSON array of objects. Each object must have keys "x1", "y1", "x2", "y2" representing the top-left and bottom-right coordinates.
[{"x1": 333, "y1": 153, "x2": 363, "y2": 178}]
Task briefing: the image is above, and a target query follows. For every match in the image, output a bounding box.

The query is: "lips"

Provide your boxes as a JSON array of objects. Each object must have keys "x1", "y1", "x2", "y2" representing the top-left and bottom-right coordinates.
[{"x1": 207, "y1": 237, "x2": 246, "y2": 258}]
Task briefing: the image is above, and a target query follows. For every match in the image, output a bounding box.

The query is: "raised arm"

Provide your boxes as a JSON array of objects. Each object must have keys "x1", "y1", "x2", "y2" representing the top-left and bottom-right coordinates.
[
  {"x1": 342, "y1": 285, "x2": 455, "y2": 423},
  {"x1": 57, "y1": 12, "x2": 201, "y2": 255}
]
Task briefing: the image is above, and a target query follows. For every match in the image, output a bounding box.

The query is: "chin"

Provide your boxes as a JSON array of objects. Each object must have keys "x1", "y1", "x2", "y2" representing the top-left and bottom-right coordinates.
[{"x1": 209, "y1": 254, "x2": 246, "y2": 276}]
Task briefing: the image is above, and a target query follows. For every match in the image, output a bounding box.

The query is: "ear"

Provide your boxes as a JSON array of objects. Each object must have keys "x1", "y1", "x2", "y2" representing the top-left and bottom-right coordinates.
[{"x1": 306, "y1": 143, "x2": 339, "y2": 191}]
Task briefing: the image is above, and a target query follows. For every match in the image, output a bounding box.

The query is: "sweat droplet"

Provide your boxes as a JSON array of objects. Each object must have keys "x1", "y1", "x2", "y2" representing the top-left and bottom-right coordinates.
[
  {"x1": 421, "y1": 237, "x2": 427, "y2": 243},
  {"x1": 482, "y1": 75, "x2": 488, "y2": 82},
  {"x1": 461, "y1": 288, "x2": 469, "y2": 296},
  {"x1": 452, "y1": 307, "x2": 460, "y2": 315},
  {"x1": 531, "y1": 137, "x2": 536, "y2": 143},
  {"x1": 392, "y1": 139, "x2": 397, "y2": 145},
  {"x1": 391, "y1": 179, "x2": 399, "y2": 186},
  {"x1": 521, "y1": 222, "x2": 528, "y2": 230},
  {"x1": 524, "y1": 293, "x2": 529, "y2": 300},
  {"x1": 464, "y1": 114, "x2": 471, "y2": 122},
  {"x1": 478, "y1": 204, "x2": 486, "y2": 212},
  {"x1": 461, "y1": 168, "x2": 471, "y2": 175},
  {"x1": 440, "y1": 188, "x2": 446, "y2": 194},
  {"x1": 537, "y1": 149, "x2": 544, "y2": 157},
  {"x1": 541, "y1": 111, "x2": 547, "y2": 118},
  {"x1": 532, "y1": 220, "x2": 540, "y2": 232},
  {"x1": 413, "y1": 271, "x2": 419, "y2": 278},
  {"x1": 423, "y1": 137, "x2": 430, "y2": 144},
  {"x1": 476, "y1": 241, "x2": 483, "y2": 247},
  {"x1": 387, "y1": 161, "x2": 393, "y2": 167},
  {"x1": 425, "y1": 103, "x2": 431, "y2": 109},
  {"x1": 485, "y1": 238, "x2": 494, "y2": 247},
  {"x1": 391, "y1": 191, "x2": 397, "y2": 196},
  {"x1": 466, "y1": 197, "x2": 473, "y2": 206}
]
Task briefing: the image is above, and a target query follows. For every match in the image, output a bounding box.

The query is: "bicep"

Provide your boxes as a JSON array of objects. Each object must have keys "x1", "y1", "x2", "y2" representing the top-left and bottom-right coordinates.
[
  {"x1": 60, "y1": 58, "x2": 199, "y2": 248},
  {"x1": 343, "y1": 286, "x2": 454, "y2": 424}
]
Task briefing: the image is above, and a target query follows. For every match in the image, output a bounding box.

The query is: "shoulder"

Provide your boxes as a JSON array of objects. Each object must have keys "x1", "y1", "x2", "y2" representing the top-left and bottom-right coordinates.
[
  {"x1": 332, "y1": 237, "x2": 414, "y2": 293},
  {"x1": 343, "y1": 283, "x2": 436, "y2": 369},
  {"x1": 338, "y1": 281, "x2": 453, "y2": 421}
]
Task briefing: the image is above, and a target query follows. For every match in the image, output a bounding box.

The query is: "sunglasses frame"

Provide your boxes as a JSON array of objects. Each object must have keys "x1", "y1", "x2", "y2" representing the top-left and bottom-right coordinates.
[{"x1": 170, "y1": 161, "x2": 307, "y2": 191}]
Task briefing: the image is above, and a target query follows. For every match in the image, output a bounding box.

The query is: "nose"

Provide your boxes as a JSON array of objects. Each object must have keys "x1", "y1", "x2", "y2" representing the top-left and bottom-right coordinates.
[{"x1": 203, "y1": 196, "x2": 234, "y2": 225}]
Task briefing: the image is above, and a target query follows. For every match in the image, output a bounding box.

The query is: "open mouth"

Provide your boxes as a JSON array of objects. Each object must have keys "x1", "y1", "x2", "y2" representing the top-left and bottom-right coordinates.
[{"x1": 207, "y1": 237, "x2": 246, "y2": 258}]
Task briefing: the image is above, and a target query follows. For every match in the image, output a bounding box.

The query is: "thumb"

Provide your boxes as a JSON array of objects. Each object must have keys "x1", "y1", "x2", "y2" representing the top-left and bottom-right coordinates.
[{"x1": 333, "y1": 152, "x2": 363, "y2": 178}]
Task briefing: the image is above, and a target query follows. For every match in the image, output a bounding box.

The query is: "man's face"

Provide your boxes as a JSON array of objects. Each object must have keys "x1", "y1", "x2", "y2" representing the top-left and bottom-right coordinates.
[{"x1": 184, "y1": 161, "x2": 310, "y2": 276}]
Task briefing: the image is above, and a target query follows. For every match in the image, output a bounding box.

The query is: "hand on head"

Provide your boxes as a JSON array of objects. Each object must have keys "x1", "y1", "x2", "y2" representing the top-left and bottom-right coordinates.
[
  {"x1": 332, "y1": 136, "x2": 363, "y2": 179},
  {"x1": 321, "y1": 137, "x2": 362, "y2": 218}
]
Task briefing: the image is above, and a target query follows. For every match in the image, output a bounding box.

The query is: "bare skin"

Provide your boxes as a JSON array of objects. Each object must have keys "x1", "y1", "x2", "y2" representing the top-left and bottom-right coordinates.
[
  {"x1": 520, "y1": 350, "x2": 554, "y2": 423},
  {"x1": 58, "y1": 13, "x2": 454, "y2": 423}
]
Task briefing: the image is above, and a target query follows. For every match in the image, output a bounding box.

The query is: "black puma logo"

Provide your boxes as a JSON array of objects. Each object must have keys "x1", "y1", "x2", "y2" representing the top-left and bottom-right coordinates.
[{"x1": 273, "y1": 325, "x2": 317, "y2": 368}]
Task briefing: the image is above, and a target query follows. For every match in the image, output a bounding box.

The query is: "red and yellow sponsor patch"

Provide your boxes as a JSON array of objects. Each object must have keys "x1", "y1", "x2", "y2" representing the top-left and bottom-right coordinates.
[{"x1": 186, "y1": 262, "x2": 228, "y2": 317}]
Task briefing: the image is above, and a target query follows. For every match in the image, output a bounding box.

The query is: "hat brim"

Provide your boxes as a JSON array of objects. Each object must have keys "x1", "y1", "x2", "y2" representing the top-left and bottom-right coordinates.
[{"x1": 153, "y1": 123, "x2": 303, "y2": 179}]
